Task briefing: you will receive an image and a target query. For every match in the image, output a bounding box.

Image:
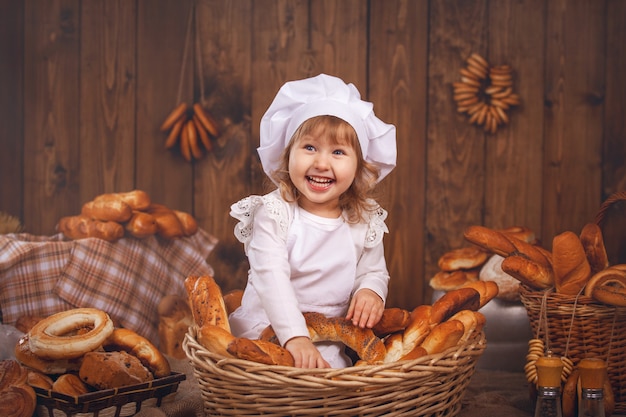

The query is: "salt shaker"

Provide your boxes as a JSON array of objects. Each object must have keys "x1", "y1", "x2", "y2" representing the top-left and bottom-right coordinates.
[
  {"x1": 578, "y1": 358, "x2": 607, "y2": 417},
  {"x1": 534, "y1": 354, "x2": 564, "y2": 417}
]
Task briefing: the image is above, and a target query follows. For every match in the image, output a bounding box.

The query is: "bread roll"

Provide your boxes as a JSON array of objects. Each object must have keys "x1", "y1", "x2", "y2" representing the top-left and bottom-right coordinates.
[
  {"x1": 104, "y1": 328, "x2": 171, "y2": 378},
  {"x1": 437, "y1": 246, "x2": 489, "y2": 271},
  {"x1": 226, "y1": 338, "x2": 294, "y2": 367},
  {"x1": 125, "y1": 211, "x2": 158, "y2": 239},
  {"x1": 146, "y1": 204, "x2": 185, "y2": 239},
  {"x1": 95, "y1": 190, "x2": 151, "y2": 211},
  {"x1": 497, "y1": 226, "x2": 536, "y2": 243},
  {"x1": 173, "y1": 210, "x2": 198, "y2": 236},
  {"x1": 222, "y1": 289, "x2": 244, "y2": 315},
  {"x1": 448, "y1": 310, "x2": 486, "y2": 341},
  {"x1": 419, "y1": 320, "x2": 465, "y2": 355},
  {"x1": 158, "y1": 295, "x2": 193, "y2": 359},
  {"x1": 52, "y1": 373, "x2": 89, "y2": 397},
  {"x1": 185, "y1": 275, "x2": 231, "y2": 332},
  {"x1": 429, "y1": 287, "x2": 480, "y2": 325},
  {"x1": 79, "y1": 351, "x2": 153, "y2": 390},
  {"x1": 478, "y1": 254, "x2": 520, "y2": 301},
  {"x1": 501, "y1": 255, "x2": 555, "y2": 290},
  {"x1": 429, "y1": 269, "x2": 478, "y2": 291},
  {"x1": 579, "y1": 223, "x2": 609, "y2": 275},
  {"x1": 552, "y1": 231, "x2": 591, "y2": 295},
  {"x1": 585, "y1": 268, "x2": 626, "y2": 307},
  {"x1": 57, "y1": 215, "x2": 125, "y2": 242},
  {"x1": 371, "y1": 307, "x2": 411, "y2": 337},
  {"x1": 14, "y1": 315, "x2": 45, "y2": 333},
  {"x1": 81, "y1": 198, "x2": 132, "y2": 223},
  {"x1": 197, "y1": 324, "x2": 236, "y2": 358},
  {"x1": 399, "y1": 305, "x2": 432, "y2": 356},
  {"x1": 0, "y1": 361, "x2": 36, "y2": 417},
  {"x1": 460, "y1": 280, "x2": 499, "y2": 308},
  {"x1": 464, "y1": 225, "x2": 551, "y2": 267},
  {"x1": 26, "y1": 370, "x2": 53, "y2": 390}
]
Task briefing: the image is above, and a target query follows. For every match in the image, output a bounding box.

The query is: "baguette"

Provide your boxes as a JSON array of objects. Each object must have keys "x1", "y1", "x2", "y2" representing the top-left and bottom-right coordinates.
[
  {"x1": 500, "y1": 255, "x2": 554, "y2": 290},
  {"x1": 419, "y1": 319, "x2": 465, "y2": 355},
  {"x1": 552, "y1": 231, "x2": 591, "y2": 295},
  {"x1": 579, "y1": 223, "x2": 609, "y2": 275},
  {"x1": 226, "y1": 338, "x2": 294, "y2": 366},
  {"x1": 429, "y1": 287, "x2": 480, "y2": 325},
  {"x1": 371, "y1": 307, "x2": 411, "y2": 337},
  {"x1": 185, "y1": 275, "x2": 231, "y2": 332}
]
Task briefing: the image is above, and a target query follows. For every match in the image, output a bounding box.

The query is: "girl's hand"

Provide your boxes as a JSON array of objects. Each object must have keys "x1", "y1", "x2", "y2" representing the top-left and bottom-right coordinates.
[
  {"x1": 346, "y1": 288, "x2": 384, "y2": 328},
  {"x1": 284, "y1": 336, "x2": 331, "y2": 369}
]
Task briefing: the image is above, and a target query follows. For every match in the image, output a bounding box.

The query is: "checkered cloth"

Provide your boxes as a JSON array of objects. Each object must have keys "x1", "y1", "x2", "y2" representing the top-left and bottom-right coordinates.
[{"x1": 0, "y1": 229, "x2": 217, "y2": 346}]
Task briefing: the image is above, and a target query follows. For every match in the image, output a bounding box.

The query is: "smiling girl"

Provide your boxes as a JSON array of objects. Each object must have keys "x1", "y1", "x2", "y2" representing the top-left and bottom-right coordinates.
[{"x1": 228, "y1": 74, "x2": 397, "y2": 368}]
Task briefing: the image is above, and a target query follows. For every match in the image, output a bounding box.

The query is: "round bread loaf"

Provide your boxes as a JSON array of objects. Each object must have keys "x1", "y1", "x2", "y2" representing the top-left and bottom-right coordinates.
[{"x1": 79, "y1": 351, "x2": 153, "y2": 390}]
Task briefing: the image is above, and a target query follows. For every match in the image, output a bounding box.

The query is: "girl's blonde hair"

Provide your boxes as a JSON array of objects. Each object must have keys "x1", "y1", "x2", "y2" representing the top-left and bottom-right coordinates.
[{"x1": 269, "y1": 115, "x2": 381, "y2": 223}]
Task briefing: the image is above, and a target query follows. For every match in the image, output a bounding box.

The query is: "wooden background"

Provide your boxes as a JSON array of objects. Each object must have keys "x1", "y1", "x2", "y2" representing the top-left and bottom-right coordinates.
[{"x1": 1, "y1": 0, "x2": 625, "y2": 310}]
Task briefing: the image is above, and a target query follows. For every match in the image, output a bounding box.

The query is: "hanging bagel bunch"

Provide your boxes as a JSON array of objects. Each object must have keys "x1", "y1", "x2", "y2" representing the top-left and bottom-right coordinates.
[
  {"x1": 452, "y1": 53, "x2": 521, "y2": 134},
  {"x1": 160, "y1": 102, "x2": 221, "y2": 162}
]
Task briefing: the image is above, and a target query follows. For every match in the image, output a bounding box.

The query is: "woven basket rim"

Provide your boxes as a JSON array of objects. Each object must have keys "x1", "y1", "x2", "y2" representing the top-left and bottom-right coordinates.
[{"x1": 183, "y1": 325, "x2": 486, "y2": 380}]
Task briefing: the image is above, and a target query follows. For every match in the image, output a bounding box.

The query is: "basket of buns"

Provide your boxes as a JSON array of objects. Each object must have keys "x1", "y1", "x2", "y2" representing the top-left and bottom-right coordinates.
[
  {"x1": 183, "y1": 275, "x2": 495, "y2": 417},
  {"x1": 462, "y1": 194, "x2": 626, "y2": 415},
  {"x1": 12, "y1": 308, "x2": 185, "y2": 417}
]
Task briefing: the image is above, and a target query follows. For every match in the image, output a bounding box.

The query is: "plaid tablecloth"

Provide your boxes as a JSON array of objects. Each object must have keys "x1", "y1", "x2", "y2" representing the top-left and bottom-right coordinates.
[{"x1": 0, "y1": 229, "x2": 217, "y2": 346}]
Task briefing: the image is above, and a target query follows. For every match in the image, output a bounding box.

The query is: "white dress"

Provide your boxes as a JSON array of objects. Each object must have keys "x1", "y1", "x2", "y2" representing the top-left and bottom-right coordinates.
[{"x1": 229, "y1": 189, "x2": 390, "y2": 368}]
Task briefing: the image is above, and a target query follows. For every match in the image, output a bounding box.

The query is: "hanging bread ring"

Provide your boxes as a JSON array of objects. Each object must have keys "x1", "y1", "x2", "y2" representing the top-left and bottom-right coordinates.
[
  {"x1": 524, "y1": 338, "x2": 544, "y2": 384},
  {"x1": 452, "y1": 53, "x2": 521, "y2": 134},
  {"x1": 28, "y1": 308, "x2": 114, "y2": 360}
]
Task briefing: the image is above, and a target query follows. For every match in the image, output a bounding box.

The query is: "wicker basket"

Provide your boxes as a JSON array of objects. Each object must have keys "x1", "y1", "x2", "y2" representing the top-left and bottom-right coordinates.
[
  {"x1": 519, "y1": 284, "x2": 626, "y2": 414},
  {"x1": 183, "y1": 326, "x2": 486, "y2": 417},
  {"x1": 34, "y1": 372, "x2": 185, "y2": 417}
]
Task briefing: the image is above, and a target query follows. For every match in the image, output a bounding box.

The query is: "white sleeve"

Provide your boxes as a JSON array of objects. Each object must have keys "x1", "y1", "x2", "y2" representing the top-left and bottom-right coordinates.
[
  {"x1": 232, "y1": 195, "x2": 309, "y2": 345},
  {"x1": 353, "y1": 205, "x2": 390, "y2": 303}
]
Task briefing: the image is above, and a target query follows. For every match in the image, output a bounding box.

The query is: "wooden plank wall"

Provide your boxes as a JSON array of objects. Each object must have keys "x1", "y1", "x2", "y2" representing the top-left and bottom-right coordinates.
[{"x1": 1, "y1": 0, "x2": 625, "y2": 310}]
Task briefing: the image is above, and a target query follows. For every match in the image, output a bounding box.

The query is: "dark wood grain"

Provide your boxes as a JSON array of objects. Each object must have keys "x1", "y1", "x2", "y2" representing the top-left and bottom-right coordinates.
[
  {"x1": 485, "y1": 0, "x2": 546, "y2": 239},
  {"x1": 426, "y1": 0, "x2": 488, "y2": 284},
  {"x1": 0, "y1": 0, "x2": 24, "y2": 221},
  {"x1": 370, "y1": 0, "x2": 429, "y2": 309},
  {"x1": 542, "y1": 0, "x2": 606, "y2": 244},
  {"x1": 136, "y1": 0, "x2": 194, "y2": 212},
  {"x1": 80, "y1": 0, "x2": 136, "y2": 201},
  {"x1": 193, "y1": 0, "x2": 253, "y2": 247},
  {"x1": 23, "y1": 0, "x2": 81, "y2": 234}
]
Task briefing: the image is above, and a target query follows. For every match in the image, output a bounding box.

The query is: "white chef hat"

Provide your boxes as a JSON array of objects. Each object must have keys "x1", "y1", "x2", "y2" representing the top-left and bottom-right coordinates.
[{"x1": 258, "y1": 73, "x2": 397, "y2": 184}]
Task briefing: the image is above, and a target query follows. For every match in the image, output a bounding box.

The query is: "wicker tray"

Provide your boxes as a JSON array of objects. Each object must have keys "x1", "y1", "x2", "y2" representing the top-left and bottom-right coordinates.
[
  {"x1": 34, "y1": 372, "x2": 186, "y2": 417},
  {"x1": 183, "y1": 326, "x2": 486, "y2": 417},
  {"x1": 519, "y1": 284, "x2": 626, "y2": 413}
]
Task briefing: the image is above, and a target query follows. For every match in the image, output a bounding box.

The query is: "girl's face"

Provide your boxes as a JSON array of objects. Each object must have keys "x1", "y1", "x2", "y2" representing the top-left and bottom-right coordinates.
[{"x1": 288, "y1": 128, "x2": 358, "y2": 218}]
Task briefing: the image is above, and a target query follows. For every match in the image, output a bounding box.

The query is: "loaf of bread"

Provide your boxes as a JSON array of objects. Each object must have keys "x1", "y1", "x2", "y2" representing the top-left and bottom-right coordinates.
[
  {"x1": 52, "y1": 373, "x2": 89, "y2": 397},
  {"x1": 158, "y1": 295, "x2": 193, "y2": 359},
  {"x1": 125, "y1": 211, "x2": 158, "y2": 239},
  {"x1": 57, "y1": 215, "x2": 125, "y2": 242},
  {"x1": 501, "y1": 255, "x2": 554, "y2": 290},
  {"x1": 226, "y1": 337, "x2": 295, "y2": 366},
  {"x1": 477, "y1": 254, "x2": 520, "y2": 300},
  {"x1": 146, "y1": 204, "x2": 185, "y2": 239},
  {"x1": 552, "y1": 231, "x2": 591, "y2": 295},
  {"x1": 81, "y1": 199, "x2": 133, "y2": 223},
  {"x1": 371, "y1": 307, "x2": 411, "y2": 337},
  {"x1": 0, "y1": 360, "x2": 36, "y2": 417},
  {"x1": 185, "y1": 275, "x2": 231, "y2": 332},
  {"x1": 460, "y1": 280, "x2": 499, "y2": 308},
  {"x1": 95, "y1": 190, "x2": 151, "y2": 211},
  {"x1": 26, "y1": 370, "x2": 53, "y2": 390},
  {"x1": 419, "y1": 319, "x2": 465, "y2": 355},
  {"x1": 429, "y1": 269, "x2": 479, "y2": 291},
  {"x1": 429, "y1": 287, "x2": 480, "y2": 325},
  {"x1": 79, "y1": 351, "x2": 153, "y2": 390},
  {"x1": 579, "y1": 223, "x2": 609, "y2": 275},
  {"x1": 437, "y1": 246, "x2": 489, "y2": 271},
  {"x1": 464, "y1": 225, "x2": 551, "y2": 267}
]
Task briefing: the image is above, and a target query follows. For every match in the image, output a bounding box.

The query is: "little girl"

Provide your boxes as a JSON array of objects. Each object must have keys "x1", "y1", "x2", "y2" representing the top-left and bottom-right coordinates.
[{"x1": 229, "y1": 74, "x2": 397, "y2": 368}]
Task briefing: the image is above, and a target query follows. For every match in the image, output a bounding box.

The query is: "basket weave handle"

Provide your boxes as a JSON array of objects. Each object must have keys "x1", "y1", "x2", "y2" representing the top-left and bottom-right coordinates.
[{"x1": 595, "y1": 191, "x2": 626, "y2": 226}]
